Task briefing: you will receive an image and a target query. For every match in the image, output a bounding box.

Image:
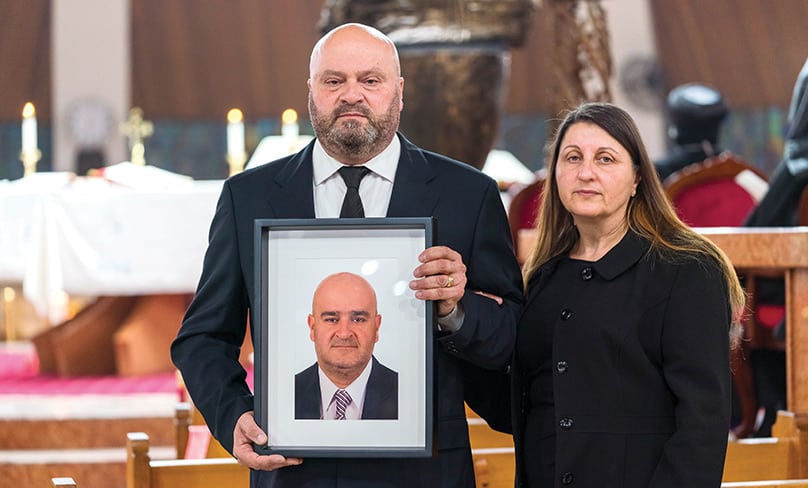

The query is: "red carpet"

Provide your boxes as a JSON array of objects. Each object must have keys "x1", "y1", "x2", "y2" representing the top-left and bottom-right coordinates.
[
  {"x1": 0, "y1": 371, "x2": 180, "y2": 395},
  {"x1": 0, "y1": 342, "x2": 253, "y2": 396},
  {"x1": 0, "y1": 342, "x2": 179, "y2": 396}
]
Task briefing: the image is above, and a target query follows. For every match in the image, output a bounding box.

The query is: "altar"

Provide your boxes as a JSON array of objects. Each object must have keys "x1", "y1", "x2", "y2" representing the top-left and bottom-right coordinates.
[{"x1": 0, "y1": 173, "x2": 222, "y2": 324}]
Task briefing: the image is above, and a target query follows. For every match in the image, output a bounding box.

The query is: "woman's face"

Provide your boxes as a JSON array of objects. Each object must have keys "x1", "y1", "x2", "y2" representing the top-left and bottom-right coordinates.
[{"x1": 555, "y1": 121, "x2": 638, "y2": 228}]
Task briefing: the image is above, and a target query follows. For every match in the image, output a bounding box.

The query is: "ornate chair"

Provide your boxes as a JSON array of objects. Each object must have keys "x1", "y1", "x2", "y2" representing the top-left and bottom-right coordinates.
[
  {"x1": 664, "y1": 152, "x2": 777, "y2": 438},
  {"x1": 664, "y1": 152, "x2": 769, "y2": 227},
  {"x1": 507, "y1": 171, "x2": 546, "y2": 263},
  {"x1": 799, "y1": 185, "x2": 808, "y2": 226}
]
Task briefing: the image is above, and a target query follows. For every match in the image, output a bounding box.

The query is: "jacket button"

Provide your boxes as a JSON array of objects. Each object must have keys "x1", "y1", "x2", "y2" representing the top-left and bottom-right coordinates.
[
  {"x1": 556, "y1": 361, "x2": 568, "y2": 373},
  {"x1": 581, "y1": 267, "x2": 593, "y2": 280},
  {"x1": 561, "y1": 472, "x2": 574, "y2": 485},
  {"x1": 560, "y1": 309, "x2": 572, "y2": 320},
  {"x1": 559, "y1": 417, "x2": 573, "y2": 429}
]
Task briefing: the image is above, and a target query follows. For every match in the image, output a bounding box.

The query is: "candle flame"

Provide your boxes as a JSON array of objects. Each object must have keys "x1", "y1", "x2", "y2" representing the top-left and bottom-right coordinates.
[
  {"x1": 282, "y1": 109, "x2": 298, "y2": 125},
  {"x1": 22, "y1": 102, "x2": 36, "y2": 118},
  {"x1": 227, "y1": 108, "x2": 243, "y2": 124},
  {"x1": 3, "y1": 286, "x2": 15, "y2": 302}
]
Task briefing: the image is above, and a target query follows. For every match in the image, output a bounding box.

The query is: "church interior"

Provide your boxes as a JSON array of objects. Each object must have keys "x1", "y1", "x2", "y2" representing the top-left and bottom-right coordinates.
[{"x1": 1, "y1": 0, "x2": 808, "y2": 486}]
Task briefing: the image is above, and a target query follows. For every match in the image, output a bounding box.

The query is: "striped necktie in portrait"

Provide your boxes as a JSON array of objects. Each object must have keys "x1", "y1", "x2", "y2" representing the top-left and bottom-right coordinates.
[{"x1": 333, "y1": 389, "x2": 352, "y2": 420}]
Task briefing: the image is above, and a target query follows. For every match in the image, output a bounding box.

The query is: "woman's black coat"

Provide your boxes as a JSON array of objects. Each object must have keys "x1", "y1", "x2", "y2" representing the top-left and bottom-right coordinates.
[{"x1": 467, "y1": 232, "x2": 732, "y2": 487}]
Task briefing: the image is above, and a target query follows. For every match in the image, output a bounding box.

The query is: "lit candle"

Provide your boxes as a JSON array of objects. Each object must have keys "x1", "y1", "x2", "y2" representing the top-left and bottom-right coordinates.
[
  {"x1": 21, "y1": 102, "x2": 37, "y2": 154},
  {"x1": 281, "y1": 108, "x2": 299, "y2": 137},
  {"x1": 227, "y1": 108, "x2": 245, "y2": 160}
]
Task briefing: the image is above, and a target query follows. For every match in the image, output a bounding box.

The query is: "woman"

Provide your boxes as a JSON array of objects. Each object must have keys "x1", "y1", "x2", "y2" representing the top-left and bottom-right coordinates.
[{"x1": 498, "y1": 102, "x2": 743, "y2": 487}]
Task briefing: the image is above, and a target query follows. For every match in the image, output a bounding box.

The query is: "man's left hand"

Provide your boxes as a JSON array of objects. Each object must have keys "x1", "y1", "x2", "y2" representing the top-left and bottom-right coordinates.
[{"x1": 410, "y1": 245, "x2": 466, "y2": 317}]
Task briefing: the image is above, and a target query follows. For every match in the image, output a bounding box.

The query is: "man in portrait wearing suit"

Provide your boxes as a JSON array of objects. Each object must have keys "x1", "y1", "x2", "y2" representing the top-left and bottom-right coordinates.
[
  {"x1": 295, "y1": 272, "x2": 398, "y2": 420},
  {"x1": 171, "y1": 22, "x2": 522, "y2": 487}
]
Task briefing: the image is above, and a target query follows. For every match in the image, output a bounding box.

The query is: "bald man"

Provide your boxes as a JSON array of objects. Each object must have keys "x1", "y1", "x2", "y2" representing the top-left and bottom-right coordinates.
[
  {"x1": 172, "y1": 23, "x2": 523, "y2": 487},
  {"x1": 295, "y1": 272, "x2": 397, "y2": 420}
]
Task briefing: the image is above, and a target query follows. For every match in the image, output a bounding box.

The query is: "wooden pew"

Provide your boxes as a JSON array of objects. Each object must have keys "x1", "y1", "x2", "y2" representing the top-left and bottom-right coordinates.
[
  {"x1": 723, "y1": 481, "x2": 808, "y2": 488},
  {"x1": 173, "y1": 402, "x2": 240, "y2": 459},
  {"x1": 51, "y1": 478, "x2": 77, "y2": 487},
  {"x1": 173, "y1": 401, "x2": 518, "y2": 488},
  {"x1": 126, "y1": 432, "x2": 248, "y2": 488},
  {"x1": 724, "y1": 411, "x2": 801, "y2": 481},
  {"x1": 467, "y1": 404, "x2": 516, "y2": 488}
]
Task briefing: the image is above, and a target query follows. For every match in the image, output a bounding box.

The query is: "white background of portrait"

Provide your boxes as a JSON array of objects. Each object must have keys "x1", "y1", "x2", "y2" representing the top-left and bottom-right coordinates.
[{"x1": 264, "y1": 224, "x2": 429, "y2": 452}]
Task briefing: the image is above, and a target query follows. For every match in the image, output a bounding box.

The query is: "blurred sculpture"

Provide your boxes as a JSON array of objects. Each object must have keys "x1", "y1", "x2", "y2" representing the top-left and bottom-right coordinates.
[
  {"x1": 544, "y1": 0, "x2": 612, "y2": 138},
  {"x1": 745, "y1": 57, "x2": 808, "y2": 226},
  {"x1": 319, "y1": 0, "x2": 538, "y2": 170},
  {"x1": 655, "y1": 83, "x2": 729, "y2": 182}
]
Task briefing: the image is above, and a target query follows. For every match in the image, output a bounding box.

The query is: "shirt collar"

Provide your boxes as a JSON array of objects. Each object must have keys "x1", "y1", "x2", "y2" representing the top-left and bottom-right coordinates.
[
  {"x1": 318, "y1": 357, "x2": 374, "y2": 414},
  {"x1": 312, "y1": 136, "x2": 400, "y2": 185}
]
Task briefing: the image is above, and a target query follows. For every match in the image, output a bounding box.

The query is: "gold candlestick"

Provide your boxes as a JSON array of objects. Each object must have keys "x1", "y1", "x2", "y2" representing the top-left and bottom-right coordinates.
[
  {"x1": 20, "y1": 148, "x2": 42, "y2": 177},
  {"x1": 227, "y1": 153, "x2": 247, "y2": 177}
]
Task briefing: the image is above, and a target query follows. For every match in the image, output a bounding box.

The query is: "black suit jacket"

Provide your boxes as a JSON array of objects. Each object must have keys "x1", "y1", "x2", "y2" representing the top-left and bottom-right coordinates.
[
  {"x1": 171, "y1": 134, "x2": 523, "y2": 487},
  {"x1": 295, "y1": 356, "x2": 398, "y2": 420}
]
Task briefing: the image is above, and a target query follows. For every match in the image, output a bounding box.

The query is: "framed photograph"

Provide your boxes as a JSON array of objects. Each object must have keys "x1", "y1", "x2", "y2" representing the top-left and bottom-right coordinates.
[{"x1": 253, "y1": 217, "x2": 435, "y2": 457}]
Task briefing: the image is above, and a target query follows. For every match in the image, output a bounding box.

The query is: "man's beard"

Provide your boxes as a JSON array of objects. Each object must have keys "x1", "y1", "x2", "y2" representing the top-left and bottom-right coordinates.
[{"x1": 309, "y1": 92, "x2": 400, "y2": 162}]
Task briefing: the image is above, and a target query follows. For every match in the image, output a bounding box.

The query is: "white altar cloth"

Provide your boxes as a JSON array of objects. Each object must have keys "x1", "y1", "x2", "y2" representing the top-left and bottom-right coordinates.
[{"x1": 0, "y1": 174, "x2": 222, "y2": 324}]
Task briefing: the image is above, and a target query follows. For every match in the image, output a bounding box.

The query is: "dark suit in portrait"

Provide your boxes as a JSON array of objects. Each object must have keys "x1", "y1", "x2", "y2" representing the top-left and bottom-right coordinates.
[{"x1": 295, "y1": 356, "x2": 398, "y2": 420}]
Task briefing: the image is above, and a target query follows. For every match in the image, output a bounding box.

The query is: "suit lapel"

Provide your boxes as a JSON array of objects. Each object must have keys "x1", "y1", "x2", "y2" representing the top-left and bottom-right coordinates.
[
  {"x1": 387, "y1": 135, "x2": 439, "y2": 217},
  {"x1": 266, "y1": 136, "x2": 438, "y2": 219},
  {"x1": 267, "y1": 142, "x2": 316, "y2": 218}
]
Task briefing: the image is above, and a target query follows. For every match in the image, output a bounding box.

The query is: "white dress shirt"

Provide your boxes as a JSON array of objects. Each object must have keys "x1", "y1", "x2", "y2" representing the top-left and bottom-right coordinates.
[
  {"x1": 311, "y1": 137, "x2": 399, "y2": 218},
  {"x1": 318, "y1": 360, "x2": 373, "y2": 420}
]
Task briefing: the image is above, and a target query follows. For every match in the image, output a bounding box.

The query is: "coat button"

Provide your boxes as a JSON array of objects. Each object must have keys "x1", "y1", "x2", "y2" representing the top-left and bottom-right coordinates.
[
  {"x1": 560, "y1": 309, "x2": 572, "y2": 320},
  {"x1": 581, "y1": 267, "x2": 593, "y2": 280},
  {"x1": 556, "y1": 361, "x2": 568, "y2": 373},
  {"x1": 559, "y1": 417, "x2": 573, "y2": 429},
  {"x1": 561, "y1": 472, "x2": 574, "y2": 485}
]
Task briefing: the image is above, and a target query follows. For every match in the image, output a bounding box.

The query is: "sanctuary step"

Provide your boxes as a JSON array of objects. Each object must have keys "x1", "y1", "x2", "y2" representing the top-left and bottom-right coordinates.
[
  {"x1": 0, "y1": 445, "x2": 174, "y2": 488},
  {"x1": 0, "y1": 401, "x2": 176, "y2": 488},
  {"x1": 0, "y1": 409, "x2": 174, "y2": 449},
  {"x1": 0, "y1": 343, "x2": 181, "y2": 488}
]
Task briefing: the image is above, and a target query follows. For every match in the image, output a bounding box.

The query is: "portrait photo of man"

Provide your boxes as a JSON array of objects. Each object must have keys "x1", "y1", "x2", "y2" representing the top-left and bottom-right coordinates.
[{"x1": 295, "y1": 272, "x2": 399, "y2": 420}]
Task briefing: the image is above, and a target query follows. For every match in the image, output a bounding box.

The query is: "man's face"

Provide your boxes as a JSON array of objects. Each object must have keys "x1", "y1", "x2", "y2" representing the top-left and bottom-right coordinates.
[
  {"x1": 308, "y1": 274, "x2": 381, "y2": 381},
  {"x1": 307, "y1": 26, "x2": 404, "y2": 164}
]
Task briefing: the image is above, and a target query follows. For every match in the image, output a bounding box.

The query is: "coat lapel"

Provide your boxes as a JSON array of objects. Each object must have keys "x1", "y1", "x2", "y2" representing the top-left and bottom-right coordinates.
[
  {"x1": 386, "y1": 135, "x2": 439, "y2": 217},
  {"x1": 265, "y1": 136, "x2": 438, "y2": 219},
  {"x1": 267, "y1": 142, "x2": 316, "y2": 218}
]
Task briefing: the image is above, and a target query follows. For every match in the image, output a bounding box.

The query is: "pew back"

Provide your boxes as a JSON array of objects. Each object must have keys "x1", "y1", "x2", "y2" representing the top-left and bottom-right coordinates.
[
  {"x1": 722, "y1": 481, "x2": 808, "y2": 488},
  {"x1": 127, "y1": 432, "x2": 249, "y2": 488},
  {"x1": 466, "y1": 404, "x2": 516, "y2": 488},
  {"x1": 724, "y1": 411, "x2": 801, "y2": 482}
]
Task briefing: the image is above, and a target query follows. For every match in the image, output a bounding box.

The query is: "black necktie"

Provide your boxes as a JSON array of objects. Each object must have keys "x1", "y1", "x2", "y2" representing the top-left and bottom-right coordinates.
[{"x1": 338, "y1": 166, "x2": 371, "y2": 218}]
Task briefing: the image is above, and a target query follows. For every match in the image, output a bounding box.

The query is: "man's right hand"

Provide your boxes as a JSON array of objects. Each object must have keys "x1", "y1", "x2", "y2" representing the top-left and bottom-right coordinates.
[{"x1": 233, "y1": 411, "x2": 303, "y2": 471}]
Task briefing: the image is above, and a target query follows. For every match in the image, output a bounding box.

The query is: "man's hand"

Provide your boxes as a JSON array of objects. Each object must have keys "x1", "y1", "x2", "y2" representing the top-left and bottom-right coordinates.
[
  {"x1": 410, "y1": 245, "x2": 467, "y2": 317},
  {"x1": 232, "y1": 411, "x2": 302, "y2": 471}
]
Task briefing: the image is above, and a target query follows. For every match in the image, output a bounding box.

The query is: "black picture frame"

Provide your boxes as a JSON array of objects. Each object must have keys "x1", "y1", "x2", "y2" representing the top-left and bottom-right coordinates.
[{"x1": 253, "y1": 217, "x2": 435, "y2": 457}]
